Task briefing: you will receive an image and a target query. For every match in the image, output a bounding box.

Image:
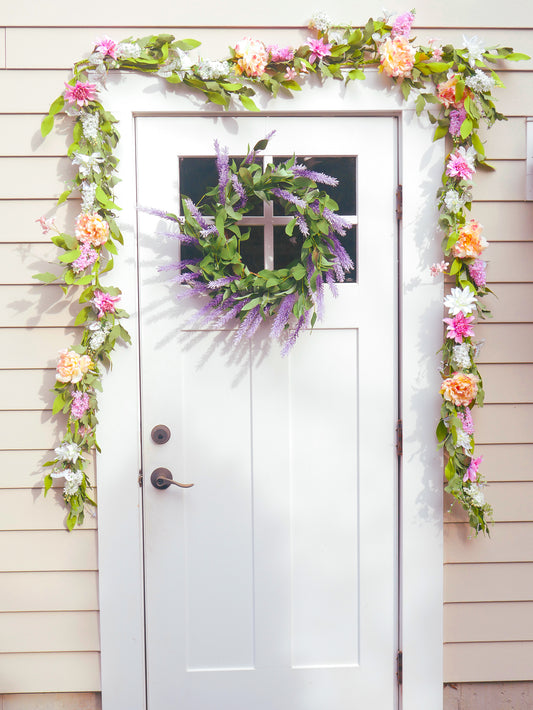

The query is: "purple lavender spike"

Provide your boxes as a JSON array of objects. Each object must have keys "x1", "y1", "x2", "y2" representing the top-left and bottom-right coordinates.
[
  {"x1": 234, "y1": 305, "x2": 261, "y2": 344},
  {"x1": 187, "y1": 293, "x2": 224, "y2": 327},
  {"x1": 296, "y1": 215, "x2": 309, "y2": 236},
  {"x1": 157, "y1": 230, "x2": 199, "y2": 245},
  {"x1": 291, "y1": 164, "x2": 339, "y2": 186},
  {"x1": 270, "y1": 292, "x2": 298, "y2": 339},
  {"x1": 176, "y1": 282, "x2": 209, "y2": 303},
  {"x1": 325, "y1": 270, "x2": 339, "y2": 297},
  {"x1": 315, "y1": 274, "x2": 324, "y2": 321},
  {"x1": 281, "y1": 314, "x2": 305, "y2": 357},
  {"x1": 332, "y1": 258, "x2": 346, "y2": 282},
  {"x1": 329, "y1": 234, "x2": 354, "y2": 272},
  {"x1": 214, "y1": 299, "x2": 248, "y2": 327},
  {"x1": 137, "y1": 206, "x2": 185, "y2": 223},
  {"x1": 230, "y1": 174, "x2": 247, "y2": 209},
  {"x1": 323, "y1": 208, "x2": 351, "y2": 236},
  {"x1": 200, "y1": 225, "x2": 218, "y2": 237},
  {"x1": 214, "y1": 140, "x2": 230, "y2": 204},
  {"x1": 271, "y1": 188, "x2": 307, "y2": 210},
  {"x1": 170, "y1": 272, "x2": 202, "y2": 285},
  {"x1": 244, "y1": 307, "x2": 263, "y2": 339},
  {"x1": 158, "y1": 258, "x2": 201, "y2": 272},
  {"x1": 184, "y1": 198, "x2": 211, "y2": 230},
  {"x1": 208, "y1": 275, "x2": 240, "y2": 289}
]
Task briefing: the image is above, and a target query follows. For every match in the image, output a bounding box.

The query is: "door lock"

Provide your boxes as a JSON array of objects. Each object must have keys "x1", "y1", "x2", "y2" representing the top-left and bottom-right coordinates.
[
  {"x1": 150, "y1": 467, "x2": 194, "y2": 490},
  {"x1": 151, "y1": 425, "x2": 171, "y2": 445}
]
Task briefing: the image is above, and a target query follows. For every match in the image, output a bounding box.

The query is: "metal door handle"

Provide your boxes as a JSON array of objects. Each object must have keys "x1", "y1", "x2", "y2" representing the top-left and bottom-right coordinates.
[{"x1": 150, "y1": 467, "x2": 194, "y2": 490}]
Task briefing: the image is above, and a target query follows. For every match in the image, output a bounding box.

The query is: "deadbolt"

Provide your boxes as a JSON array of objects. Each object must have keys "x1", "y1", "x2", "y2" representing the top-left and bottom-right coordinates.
[{"x1": 151, "y1": 424, "x2": 171, "y2": 445}]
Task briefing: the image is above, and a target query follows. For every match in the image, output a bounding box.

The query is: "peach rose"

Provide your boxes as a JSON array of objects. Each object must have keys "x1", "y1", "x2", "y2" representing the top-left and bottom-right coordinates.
[
  {"x1": 379, "y1": 36, "x2": 416, "y2": 80},
  {"x1": 437, "y1": 75, "x2": 460, "y2": 108},
  {"x1": 234, "y1": 37, "x2": 268, "y2": 77},
  {"x1": 452, "y1": 220, "x2": 488, "y2": 259},
  {"x1": 440, "y1": 372, "x2": 479, "y2": 407},
  {"x1": 56, "y1": 348, "x2": 92, "y2": 384},
  {"x1": 75, "y1": 212, "x2": 109, "y2": 247}
]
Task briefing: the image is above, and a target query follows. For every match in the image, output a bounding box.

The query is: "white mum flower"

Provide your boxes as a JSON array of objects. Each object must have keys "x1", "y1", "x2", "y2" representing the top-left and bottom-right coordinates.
[
  {"x1": 80, "y1": 113, "x2": 99, "y2": 142},
  {"x1": 444, "y1": 286, "x2": 477, "y2": 316},
  {"x1": 72, "y1": 152, "x2": 105, "y2": 178},
  {"x1": 466, "y1": 484, "x2": 485, "y2": 507},
  {"x1": 63, "y1": 469, "x2": 84, "y2": 496},
  {"x1": 462, "y1": 35, "x2": 486, "y2": 67},
  {"x1": 456, "y1": 430, "x2": 472, "y2": 454},
  {"x1": 116, "y1": 42, "x2": 141, "y2": 59},
  {"x1": 452, "y1": 343, "x2": 472, "y2": 370},
  {"x1": 443, "y1": 189, "x2": 468, "y2": 214},
  {"x1": 54, "y1": 442, "x2": 82, "y2": 463},
  {"x1": 197, "y1": 59, "x2": 230, "y2": 81}
]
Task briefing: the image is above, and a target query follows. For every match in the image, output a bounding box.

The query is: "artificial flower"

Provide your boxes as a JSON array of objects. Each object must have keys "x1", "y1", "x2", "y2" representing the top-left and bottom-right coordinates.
[
  {"x1": 469, "y1": 259, "x2": 487, "y2": 287},
  {"x1": 446, "y1": 146, "x2": 477, "y2": 180},
  {"x1": 64, "y1": 81, "x2": 98, "y2": 107},
  {"x1": 72, "y1": 241, "x2": 98, "y2": 273},
  {"x1": 444, "y1": 286, "x2": 477, "y2": 316},
  {"x1": 378, "y1": 36, "x2": 416, "y2": 80},
  {"x1": 284, "y1": 67, "x2": 298, "y2": 81},
  {"x1": 456, "y1": 429, "x2": 473, "y2": 454},
  {"x1": 63, "y1": 469, "x2": 84, "y2": 497},
  {"x1": 440, "y1": 372, "x2": 479, "y2": 407},
  {"x1": 92, "y1": 290, "x2": 121, "y2": 319},
  {"x1": 55, "y1": 442, "x2": 82, "y2": 463},
  {"x1": 116, "y1": 42, "x2": 141, "y2": 59},
  {"x1": 437, "y1": 75, "x2": 462, "y2": 108},
  {"x1": 459, "y1": 408, "x2": 475, "y2": 435},
  {"x1": 307, "y1": 37, "x2": 332, "y2": 63},
  {"x1": 452, "y1": 343, "x2": 472, "y2": 370},
  {"x1": 443, "y1": 188, "x2": 468, "y2": 214},
  {"x1": 391, "y1": 11, "x2": 415, "y2": 38},
  {"x1": 452, "y1": 220, "x2": 488, "y2": 259},
  {"x1": 80, "y1": 113, "x2": 99, "y2": 142},
  {"x1": 94, "y1": 36, "x2": 117, "y2": 59},
  {"x1": 267, "y1": 44, "x2": 295, "y2": 62},
  {"x1": 430, "y1": 260, "x2": 449, "y2": 277},
  {"x1": 443, "y1": 312, "x2": 475, "y2": 343},
  {"x1": 466, "y1": 483, "x2": 485, "y2": 507},
  {"x1": 36, "y1": 215, "x2": 56, "y2": 234},
  {"x1": 196, "y1": 59, "x2": 230, "y2": 81},
  {"x1": 309, "y1": 11, "x2": 332, "y2": 32},
  {"x1": 72, "y1": 152, "x2": 105, "y2": 178},
  {"x1": 71, "y1": 390, "x2": 90, "y2": 420},
  {"x1": 75, "y1": 212, "x2": 109, "y2": 247},
  {"x1": 80, "y1": 182, "x2": 97, "y2": 212},
  {"x1": 449, "y1": 106, "x2": 467, "y2": 137},
  {"x1": 56, "y1": 349, "x2": 92, "y2": 384},
  {"x1": 462, "y1": 35, "x2": 486, "y2": 67},
  {"x1": 233, "y1": 38, "x2": 269, "y2": 77},
  {"x1": 465, "y1": 68, "x2": 495, "y2": 93},
  {"x1": 464, "y1": 455, "x2": 482, "y2": 482}
]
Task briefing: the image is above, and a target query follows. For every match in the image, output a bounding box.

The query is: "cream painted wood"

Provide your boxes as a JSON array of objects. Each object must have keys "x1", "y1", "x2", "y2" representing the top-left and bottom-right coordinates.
[
  {"x1": 0, "y1": 244, "x2": 61, "y2": 285},
  {"x1": 473, "y1": 203, "x2": 533, "y2": 241},
  {"x1": 485, "y1": 243, "x2": 533, "y2": 283},
  {"x1": 482, "y1": 364, "x2": 533, "y2": 402},
  {"x1": 474, "y1": 444, "x2": 533, "y2": 481},
  {"x1": 477, "y1": 118, "x2": 527, "y2": 159},
  {"x1": 0, "y1": 652, "x2": 101, "y2": 694},
  {"x1": 475, "y1": 404, "x2": 533, "y2": 443},
  {"x1": 0, "y1": 531, "x2": 97, "y2": 571},
  {"x1": 483, "y1": 284, "x2": 533, "y2": 321},
  {"x1": 0, "y1": 450, "x2": 94, "y2": 489},
  {"x1": 0, "y1": 328, "x2": 82, "y2": 368},
  {"x1": 445, "y1": 601, "x2": 533, "y2": 642},
  {"x1": 445, "y1": 563, "x2": 533, "y2": 602},
  {"x1": 0, "y1": 157, "x2": 75, "y2": 199},
  {"x1": 138, "y1": 114, "x2": 397, "y2": 710},
  {"x1": 446, "y1": 482, "x2": 533, "y2": 522},
  {"x1": 444, "y1": 642, "x2": 533, "y2": 682},
  {"x1": 0, "y1": 285, "x2": 79, "y2": 327},
  {"x1": 0, "y1": 571, "x2": 99, "y2": 611},
  {"x1": 492, "y1": 72, "x2": 533, "y2": 116},
  {"x1": 476, "y1": 325, "x2": 533, "y2": 363},
  {"x1": 96, "y1": 71, "x2": 444, "y2": 710},
  {"x1": 0, "y1": 29, "x2": 5, "y2": 69},
  {"x1": 0, "y1": 114, "x2": 72, "y2": 155},
  {"x1": 2, "y1": 0, "x2": 533, "y2": 27},
  {"x1": 444, "y1": 523, "x2": 533, "y2": 562},
  {"x1": 0, "y1": 412, "x2": 62, "y2": 449},
  {"x1": 0, "y1": 489, "x2": 97, "y2": 530},
  {"x1": 0, "y1": 369, "x2": 55, "y2": 409},
  {"x1": 0, "y1": 611, "x2": 99, "y2": 652},
  {"x1": 1, "y1": 692, "x2": 102, "y2": 710},
  {"x1": 471, "y1": 160, "x2": 527, "y2": 202},
  {"x1": 0, "y1": 200, "x2": 82, "y2": 243}
]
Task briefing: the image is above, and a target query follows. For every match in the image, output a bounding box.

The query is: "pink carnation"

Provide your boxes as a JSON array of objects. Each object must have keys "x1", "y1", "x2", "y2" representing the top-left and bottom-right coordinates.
[
  {"x1": 64, "y1": 81, "x2": 98, "y2": 107},
  {"x1": 92, "y1": 290, "x2": 120, "y2": 319},
  {"x1": 446, "y1": 147, "x2": 476, "y2": 180},
  {"x1": 307, "y1": 37, "x2": 332, "y2": 63},
  {"x1": 469, "y1": 259, "x2": 487, "y2": 287},
  {"x1": 71, "y1": 390, "x2": 90, "y2": 420},
  {"x1": 391, "y1": 12, "x2": 415, "y2": 38},
  {"x1": 95, "y1": 36, "x2": 117, "y2": 58},
  {"x1": 463, "y1": 455, "x2": 482, "y2": 483},
  {"x1": 443, "y1": 312, "x2": 475, "y2": 344}
]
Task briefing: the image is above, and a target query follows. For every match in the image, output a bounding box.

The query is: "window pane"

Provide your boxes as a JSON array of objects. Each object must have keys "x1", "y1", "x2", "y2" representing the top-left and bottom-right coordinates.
[{"x1": 240, "y1": 225, "x2": 264, "y2": 273}]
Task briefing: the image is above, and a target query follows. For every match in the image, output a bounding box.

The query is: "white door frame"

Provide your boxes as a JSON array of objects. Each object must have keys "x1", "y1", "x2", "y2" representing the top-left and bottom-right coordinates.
[{"x1": 96, "y1": 70, "x2": 444, "y2": 710}]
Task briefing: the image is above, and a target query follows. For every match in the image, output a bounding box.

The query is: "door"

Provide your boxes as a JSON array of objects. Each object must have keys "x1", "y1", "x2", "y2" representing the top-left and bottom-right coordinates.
[{"x1": 136, "y1": 115, "x2": 399, "y2": 710}]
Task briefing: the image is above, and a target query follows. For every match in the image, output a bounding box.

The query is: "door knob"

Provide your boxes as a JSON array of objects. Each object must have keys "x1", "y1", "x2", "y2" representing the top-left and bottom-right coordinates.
[
  {"x1": 151, "y1": 425, "x2": 171, "y2": 445},
  {"x1": 150, "y1": 467, "x2": 194, "y2": 490}
]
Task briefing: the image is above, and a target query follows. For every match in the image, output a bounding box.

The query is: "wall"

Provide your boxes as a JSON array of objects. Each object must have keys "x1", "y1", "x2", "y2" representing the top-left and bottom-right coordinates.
[{"x1": 0, "y1": 0, "x2": 531, "y2": 705}]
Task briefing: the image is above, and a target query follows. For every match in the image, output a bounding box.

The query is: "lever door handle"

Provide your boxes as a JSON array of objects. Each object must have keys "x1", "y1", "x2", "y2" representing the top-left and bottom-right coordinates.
[{"x1": 150, "y1": 467, "x2": 194, "y2": 490}]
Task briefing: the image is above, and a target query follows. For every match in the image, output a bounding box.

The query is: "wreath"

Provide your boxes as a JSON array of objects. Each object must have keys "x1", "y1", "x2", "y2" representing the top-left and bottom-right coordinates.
[{"x1": 150, "y1": 135, "x2": 353, "y2": 355}]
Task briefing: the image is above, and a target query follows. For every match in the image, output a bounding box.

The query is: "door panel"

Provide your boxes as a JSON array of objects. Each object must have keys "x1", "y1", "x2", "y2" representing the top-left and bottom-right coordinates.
[{"x1": 136, "y1": 115, "x2": 398, "y2": 709}]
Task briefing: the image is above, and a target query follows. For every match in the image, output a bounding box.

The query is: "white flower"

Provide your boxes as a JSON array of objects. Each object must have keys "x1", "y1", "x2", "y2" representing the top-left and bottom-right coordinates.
[
  {"x1": 196, "y1": 59, "x2": 230, "y2": 81},
  {"x1": 444, "y1": 286, "x2": 477, "y2": 316},
  {"x1": 116, "y1": 42, "x2": 141, "y2": 59},
  {"x1": 456, "y1": 430, "x2": 472, "y2": 455},
  {"x1": 80, "y1": 113, "x2": 99, "y2": 142},
  {"x1": 72, "y1": 152, "x2": 104, "y2": 178},
  {"x1": 443, "y1": 188, "x2": 468, "y2": 214},
  {"x1": 80, "y1": 181, "x2": 97, "y2": 212},
  {"x1": 466, "y1": 483, "x2": 485, "y2": 507},
  {"x1": 465, "y1": 68, "x2": 495, "y2": 93},
  {"x1": 462, "y1": 35, "x2": 485, "y2": 67},
  {"x1": 63, "y1": 469, "x2": 84, "y2": 497},
  {"x1": 309, "y1": 11, "x2": 332, "y2": 32},
  {"x1": 54, "y1": 442, "x2": 82, "y2": 463},
  {"x1": 452, "y1": 343, "x2": 472, "y2": 370}
]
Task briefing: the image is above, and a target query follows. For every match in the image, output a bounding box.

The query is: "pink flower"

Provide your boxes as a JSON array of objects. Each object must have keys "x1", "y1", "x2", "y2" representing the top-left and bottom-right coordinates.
[
  {"x1": 464, "y1": 455, "x2": 482, "y2": 482},
  {"x1": 234, "y1": 38, "x2": 269, "y2": 77},
  {"x1": 459, "y1": 408, "x2": 475, "y2": 435},
  {"x1": 391, "y1": 11, "x2": 415, "y2": 38},
  {"x1": 469, "y1": 259, "x2": 487, "y2": 287},
  {"x1": 379, "y1": 36, "x2": 416, "y2": 80},
  {"x1": 449, "y1": 106, "x2": 467, "y2": 136},
  {"x1": 95, "y1": 36, "x2": 117, "y2": 58},
  {"x1": 64, "y1": 81, "x2": 98, "y2": 107},
  {"x1": 430, "y1": 260, "x2": 449, "y2": 277},
  {"x1": 443, "y1": 312, "x2": 475, "y2": 344},
  {"x1": 72, "y1": 241, "x2": 98, "y2": 273},
  {"x1": 36, "y1": 215, "x2": 57, "y2": 234},
  {"x1": 75, "y1": 213, "x2": 109, "y2": 247},
  {"x1": 284, "y1": 67, "x2": 298, "y2": 80},
  {"x1": 56, "y1": 349, "x2": 92, "y2": 383},
  {"x1": 71, "y1": 390, "x2": 90, "y2": 420},
  {"x1": 92, "y1": 290, "x2": 120, "y2": 319},
  {"x1": 267, "y1": 44, "x2": 295, "y2": 62},
  {"x1": 446, "y1": 146, "x2": 476, "y2": 180},
  {"x1": 307, "y1": 37, "x2": 332, "y2": 63}
]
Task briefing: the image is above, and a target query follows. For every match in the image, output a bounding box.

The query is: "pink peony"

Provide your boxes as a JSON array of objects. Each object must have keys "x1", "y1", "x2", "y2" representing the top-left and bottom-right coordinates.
[
  {"x1": 95, "y1": 36, "x2": 117, "y2": 58},
  {"x1": 234, "y1": 38, "x2": 269, "y2": 77},
  {"x1": 463, "y1": 455, "x2": 482, "y2": 483},
  {"x1": 75, "y1": 212, "x2": 109, "y2": 247},
  {"x1": 56, "y1": 349, "x2": 92, "y2": 383},
  {"x1": 307, "y1": 37, "x2": 332, "y2": 63},
  {"x1": 443, "y1": 312, "x2": 475, "y2": 344},
  {"x1": 92, "y1": 289, "x2": 120, "y2": 319},
  {"x1": 64, "y1": 81, "x2": 98, "y2": 107},
  {"x1": 391, "y1": 11, "x2": 415, "y2": 38},
  {"x1": 379, "y1": 36, "x2": 416, "y2": 80},
  {"x1": 452, "y1": 220, "x2": 488, "y2": 259}
]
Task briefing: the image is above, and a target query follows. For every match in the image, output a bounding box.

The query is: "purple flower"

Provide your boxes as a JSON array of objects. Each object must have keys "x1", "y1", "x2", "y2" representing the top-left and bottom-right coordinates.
[
  {"x1": 329, "y1": 234, "x2": 354, "y2": 272},
  {"x1": 230, "y1": 174, "x2": 247, "y2": 209},
  {"x1": 214, "y1": 298, "x2": 248, "y2": 327},
  {"x1": 184, "y1": 198, "x2": 211, "y2": 230},
  {"x1": 71, "y1": 390, "x2": 90, "y2": 420},
  {"x1": 458, "y1": 408, "x2": 475, "y2": 435},
  {"x1": 158, "y1": 258, "x2": 201, "y2": 272},
  {"x1": 449, "y1": 106, "x2": 467, "y2": 137},
  {"x1": 296, "y1": 215, "x2": 309, "y2": 236},
  {"x1": 281, "y1": 314, "x2": 306, "y2": 356},
  {"x1": 214, "y1": 140, "x2": 230, "y2": 204},
  {"x1": 391, "y1": 12, "x2": 415, "y2": 38},
  {"x1": 137, "y1": 206, "x2": 184, "y2": 223},
  {"x1": 271, "y1": 188, "x2": 307, "y2": 209},
  {"x1": 158, "y1": 229, "x2": 199, "y2": 245},
  {"x1": 72, "y1": 241, "x2": 98, "y2": 273},
  {"x1": 292, "y1": 163, "x2": 338, "y2": 186},
  {"x1": 234, "y1": 305, "x2": 262, "y2": 343},
  {"x1": 270, "y1": 292, "x2": 298, "y2": 339},
  {"x1": 208, "y1": 275, "x2": 240, "y2": 289},
  {"x1": 325, "y1": 270, "x2": 339, "y2": 297},
  {"x1": 267, "y1": 44, "x2": 295, "y2": 62},
  {"x1": 170, "y1": 271, "x2": 202, "y2": 285},
  {"x1": 469, "y1": 259, "x2": 487, "y2": 287}
]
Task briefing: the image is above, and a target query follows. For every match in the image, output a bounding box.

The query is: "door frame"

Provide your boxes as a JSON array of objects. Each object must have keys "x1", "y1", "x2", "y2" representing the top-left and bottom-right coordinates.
[{"x1": 96, "y1": 70, "x2": 444, "y2": 710}]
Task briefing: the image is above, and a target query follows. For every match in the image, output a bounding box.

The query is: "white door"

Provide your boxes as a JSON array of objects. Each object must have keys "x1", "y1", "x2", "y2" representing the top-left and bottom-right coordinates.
[{"x1": 136, "y1": 115, "x2": 399, "y2": 710}]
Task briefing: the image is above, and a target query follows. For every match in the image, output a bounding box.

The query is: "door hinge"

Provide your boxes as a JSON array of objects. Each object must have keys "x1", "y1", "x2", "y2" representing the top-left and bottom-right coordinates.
[
  {"x1": 396, "y1": 419, "x2": 403, "y2": 457},
  {"x1": 396, "y1": 184, "x2": 403, "y2": 220},
  {"x1": 396, "y1": 650, "x2": 403, "y2": 685},
  {"x1": 138, "y1": 470, "x2": 143, "y2": 487}
]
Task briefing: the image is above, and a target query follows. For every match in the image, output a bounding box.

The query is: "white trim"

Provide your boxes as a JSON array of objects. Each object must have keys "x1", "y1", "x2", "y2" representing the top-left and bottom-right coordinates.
[{"x1": 97, "y1": 70, "x2": 444, "y2": 710}]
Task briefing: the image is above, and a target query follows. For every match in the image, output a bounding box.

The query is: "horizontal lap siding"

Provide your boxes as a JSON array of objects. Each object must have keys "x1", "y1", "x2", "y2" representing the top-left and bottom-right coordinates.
[{"x1": 0, "y1": 9, "x2": 531, "y2": 694}]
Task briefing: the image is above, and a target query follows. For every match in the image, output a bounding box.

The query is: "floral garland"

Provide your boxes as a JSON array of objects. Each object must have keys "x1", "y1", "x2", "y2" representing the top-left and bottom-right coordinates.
[
  {"x1": 147, "y1": 136, "x2": 354, "y2": 354},
  {"x1": 34, "y1": 10, "x2": 528, "y2": 532}
]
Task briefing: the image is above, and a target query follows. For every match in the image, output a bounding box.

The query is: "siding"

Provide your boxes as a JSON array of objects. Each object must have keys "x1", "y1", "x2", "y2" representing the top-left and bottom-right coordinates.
[{"x1": 0, "y1": 1, "x2": 531, "y2": 695}]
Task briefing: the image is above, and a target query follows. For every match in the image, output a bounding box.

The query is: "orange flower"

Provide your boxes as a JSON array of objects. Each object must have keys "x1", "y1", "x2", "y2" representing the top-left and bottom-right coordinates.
[
  {"x1": 440, "y1": 372, "x2": 479, "y2": 407},
  {"x1": 75, "y1": 212, "x2": 109, "y2": 247},
  {"x1": 56, "y1": 348, "x2": 92, "y2": 383},
  {"x1": 452, "y1": 220, "x2": 488, "y2": 259},
  {"x1": 379, "y1": 36, "x2": 416, "y2": 80},
  {"x1": 437, "y1": 75, "x2": 460, "y2": 108}
]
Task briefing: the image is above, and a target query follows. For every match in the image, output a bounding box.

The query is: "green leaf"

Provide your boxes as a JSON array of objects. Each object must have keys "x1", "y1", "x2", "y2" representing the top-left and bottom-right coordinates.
[
  {"x1": 449, "y1": 259, "x2": 462, "y2": 276},
  {"x1": 175, "y1": 38, "x2": 202, "y2": 51},
  {"x1": 66, "y1": 513, "x2": 77, "y2": 531},
  {"x1": 41, "y1": 115, "x2": 55, "y2": 138},
  {"x1": 503, "y1": 52, "x2": 530, "y2": 61},
  {"x1": 240, "y1": 95, "x2": 260, "y2": 112},
  {"x1": 291, "y1": 263, "x2": 306, "y2": 280},
  {"x1": 445, "y1": 457, "x2": 456, "y2": 481},
  {"x1": 347, "y1": 68, "x2": 366, "y2": 81},
  {"x1": 415, "y1": 94, "x2": 425, "y2": 116},
  {"x1": 32, "y1": 272, "x2": 58, "y2": 283},
  {"x1": 205, "y1": 91, "x2": 229, "y2": 107},
  {"x1": 57, "y1": 189, "x2": 72, "y2": 205},
  {"x1": 433, "y1": 124, "x2": 448, "y2": 141},
  {"x1": 401, "y1": 81, "x2": 411, "y2": 101},
  {"x1": 460, "y1": 118, "x2": 473, "y2": 140},
  {"x1": 53, "y1": 393, "x2": 66, "y2": 415},
  {"x1": 95, "y1": 186, "x2": 120, "y2": 210},
  {"x1": 471, "y1": 132, "x2": 486, "y2": 158},
  {"x1": 58, "y1": 249, "x2": 81, "y2": 264},
  {"x1": 49, "y1": 95, "x2": 65, "y2": 117},
  {"x1": 281, "y1": 79, "x2": 302, "y2": 91},
  {"x1": 425, "y1": 61, "x2": 453, "y2": 72},
  {"x1": 74, "y1": 306, "x2": 92, "y2": 326},
  {"x1": 44, "y1": 473, "x2": 53, "y2": 495},
  {"x1": 436, "y1": 420, "x2": 448, "y2": 442}
]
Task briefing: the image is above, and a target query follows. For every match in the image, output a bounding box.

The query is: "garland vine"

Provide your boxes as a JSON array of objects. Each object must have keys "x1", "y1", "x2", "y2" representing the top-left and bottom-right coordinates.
[{"x1": 34, "y1": 9, "x2": 529, "y2": 532}]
